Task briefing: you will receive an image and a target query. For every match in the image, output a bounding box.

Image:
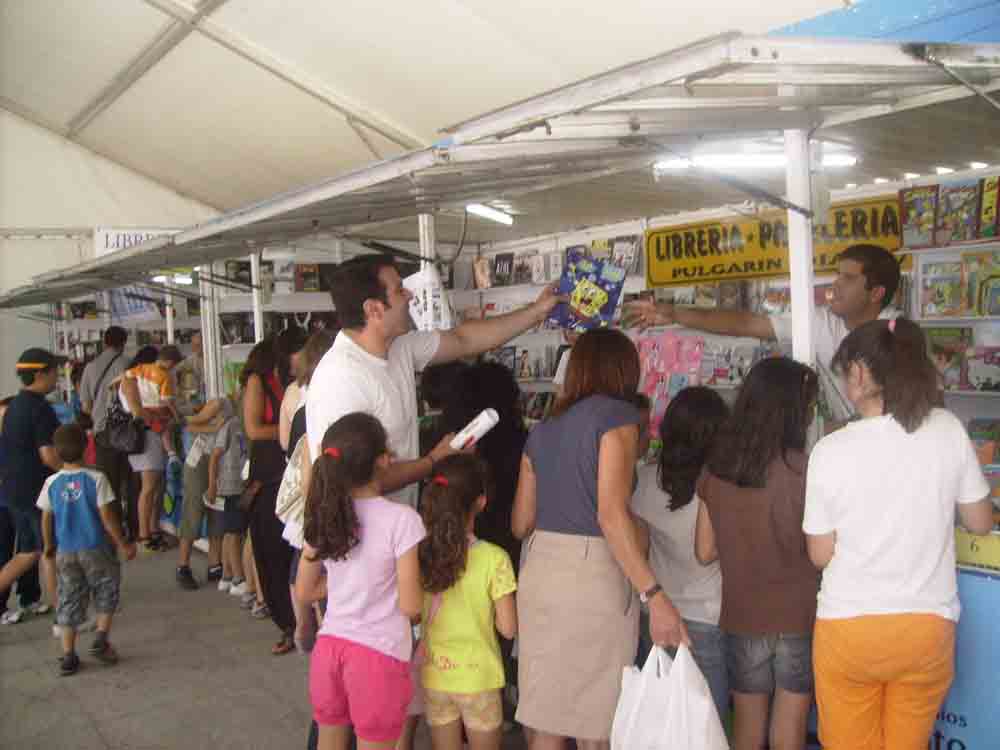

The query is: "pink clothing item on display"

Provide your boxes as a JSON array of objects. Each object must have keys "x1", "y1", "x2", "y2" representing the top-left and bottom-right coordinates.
[
  {"x1": 310, "y1": 635, "x2": 413, "y2": 743},
  {"x1": 318, "y1": 497, "x2": 426, "y2": 662}
]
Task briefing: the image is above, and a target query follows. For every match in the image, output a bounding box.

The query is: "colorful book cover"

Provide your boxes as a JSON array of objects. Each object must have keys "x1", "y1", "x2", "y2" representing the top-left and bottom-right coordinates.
[
  {"x1": 962, "y1": 251, "x2": 1000, "y2": 316},
  {"x1": 900, "y1": 185, "x2": 939, "y2": 248},
  {"x1": 935, "y1": 179, "x2": 981, "y2": 245},
  {"x1": 295, "y1": 264, "x2": 320, "y2": 292},
  {"x1": 638, "y1": 332, "x2": 704, "y2": 435},
  {"x1": 513, "y1": 252, "x2": 537, "y2": 285},
  {"x1": 492, "y1": 253, "x2": 515, "y2": 286},
  {"x1": 920, "y1": 261, "x2": 966, "y2": 317},
  {"x1": 979, "y1": 176, "x2": 999, "y2": 239},
  {"x1": 546, "y1": 249, "x2": 627, "y2": 332},
  {"x1": 925, "y1": 327, "x2": 972, "y2": 390},
  {"x1": 967, "y1": 347, "x2": 1000, "y2": 391}
]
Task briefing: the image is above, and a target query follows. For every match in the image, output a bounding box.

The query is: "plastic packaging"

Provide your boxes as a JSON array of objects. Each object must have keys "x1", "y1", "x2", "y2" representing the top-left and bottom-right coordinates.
[{"x1": 450, "y1": 408, "x2": 500, "y2": 450}]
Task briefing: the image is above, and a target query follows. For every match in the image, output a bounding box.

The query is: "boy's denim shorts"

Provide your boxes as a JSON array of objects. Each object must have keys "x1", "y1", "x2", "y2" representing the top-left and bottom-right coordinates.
[
  {"x1": 726, "y1": 632, "x2": 814, "y2": 695},
  {"x1": 56, "y1": 546, "x2": 121, "y2": 629}
]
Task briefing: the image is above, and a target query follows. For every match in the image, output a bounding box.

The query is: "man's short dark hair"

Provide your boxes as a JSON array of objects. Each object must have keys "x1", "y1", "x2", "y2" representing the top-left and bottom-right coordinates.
[
  {"x1": 103, "y1": 326, "x2": 128, "y2": 349},
  {"x1": 17, "y1": 367, "x2": 52, "y2": 388},
  {"x1": 327, "y1": 255, "x2": 398, "y2": 329},
  {"x1": 158, "y1": 345, "x2": 183, "y2": 364},
  {"x1": 837, "y1": 244, "x2": 902, "y2": 311},
  {"x1": 54, "y1": 423, "x2": 87, "y2": 464}
]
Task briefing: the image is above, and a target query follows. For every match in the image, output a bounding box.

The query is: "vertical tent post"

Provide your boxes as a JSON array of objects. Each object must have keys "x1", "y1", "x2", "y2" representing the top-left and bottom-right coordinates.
[
  {"x1": 165, "y1": 282, "x2": 176, "y2": 345},
  {"x1": 250, "y1": 252, "x2": 264, "y2": 343},
  {"x1": 418, "y1": 213, "x2": 436, "y2": 268},
  {"x1": 783, "y1": 129, "x2": 816, "y2": 365},
  {"x1": 199, "y1": 266, "x2": 218, "y2": 400}
]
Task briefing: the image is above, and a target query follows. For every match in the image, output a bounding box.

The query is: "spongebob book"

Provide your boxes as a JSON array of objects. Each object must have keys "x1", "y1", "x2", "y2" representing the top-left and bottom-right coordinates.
[
  {"x1": 920, "y1": 261, "x2": 966, "y2": 318},
  {"x1": 900, "y1": 185, "x2": 938, "y2": 248},
  {"x1": 935, "y1": 178, "x2": 981, "y2": 245},
  {"x1": 547, "y1": 249, "x2": 627, "y2": 331}
]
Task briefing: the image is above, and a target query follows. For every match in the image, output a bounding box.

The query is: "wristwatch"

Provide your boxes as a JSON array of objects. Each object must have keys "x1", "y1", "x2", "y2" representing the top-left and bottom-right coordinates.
[{"x1": 639, "y1": 583, "x2": 663, "y2": 604}]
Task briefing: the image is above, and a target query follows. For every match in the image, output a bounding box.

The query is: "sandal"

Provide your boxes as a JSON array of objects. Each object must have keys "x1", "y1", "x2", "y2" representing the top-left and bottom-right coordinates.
[{"x1": 271, "y1": 634, "x2": 295, "y2": 656}]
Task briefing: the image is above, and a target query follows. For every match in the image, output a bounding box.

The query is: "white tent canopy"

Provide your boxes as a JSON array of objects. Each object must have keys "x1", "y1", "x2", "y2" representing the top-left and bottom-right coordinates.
[{"x1": 2, "y1": 33, "x2": 999, "y2": 310}]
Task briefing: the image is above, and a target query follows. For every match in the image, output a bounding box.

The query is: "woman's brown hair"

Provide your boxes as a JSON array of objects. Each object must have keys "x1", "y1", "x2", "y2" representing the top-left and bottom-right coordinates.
[
  {"x1": 418, "y1": 454, "x2": 493, "y2": 594},
  {"x1": 831, "y1": 317, "x2": 938, "y2": 433},
  {"x1": 550, "y1": 328, "x2": 640, "y2": 418},
  {"x1": 302, "y1": 330, "x2": 337, "y2": 386},
  {"x1": 304, "y1": 412, "x2": 388, "y2": 561}
]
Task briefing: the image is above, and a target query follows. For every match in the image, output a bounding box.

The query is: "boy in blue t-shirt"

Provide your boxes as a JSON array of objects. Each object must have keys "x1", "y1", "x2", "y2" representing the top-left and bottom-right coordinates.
[{"x1": 37, "y1": 424, "x2": 136, "y2": 676}]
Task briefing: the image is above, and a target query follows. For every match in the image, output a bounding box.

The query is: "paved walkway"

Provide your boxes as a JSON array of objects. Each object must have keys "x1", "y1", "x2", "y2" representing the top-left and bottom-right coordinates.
[{"x1": 0, "y1": 549, "x2": 529, "y2": 749}]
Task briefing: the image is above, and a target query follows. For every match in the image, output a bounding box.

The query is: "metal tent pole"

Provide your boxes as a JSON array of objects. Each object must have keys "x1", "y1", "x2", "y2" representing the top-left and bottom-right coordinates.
[
  {"x1": 250, "y1": 252, "x2": 264, "y2": 343},
  {"x1": 165, "y1": 282, "x2": 176, "y2": 345},
  {"x1": 783, "y1": 129, "x2": 816, "y2": 366},
  {"x1": 418, "y1": 214, "x2": 436, "y2": 268}
]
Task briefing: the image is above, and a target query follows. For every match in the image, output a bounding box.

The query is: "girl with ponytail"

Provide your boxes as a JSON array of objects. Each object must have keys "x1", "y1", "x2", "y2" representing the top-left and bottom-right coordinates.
[
  {"x1": 295, "y1": 412, "x2": 427, "y2": 750},
  {"x1": 805, "y1": 317, "x2": 994, "y2": 750},
  {"x1": 416, "y1": 454, "x2": 517, "y2": 750}
]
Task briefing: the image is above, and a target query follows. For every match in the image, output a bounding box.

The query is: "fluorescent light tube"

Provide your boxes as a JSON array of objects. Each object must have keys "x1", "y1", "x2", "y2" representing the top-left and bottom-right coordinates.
[
  {"x1": 655, "y1": 153, "x2": 856, "y2": 170},
  {"x1": 466, "y1": 204, "x2": 513, "y2": 225},
  {"x1": 173, "y1": 274, "x2": 193, "y2": 286},
  {"x1": 874, "y1": 178, "x2": 889, "y2": 184},
  {"x1": 904, "y1": 172, "x2": 920, "y2": 180},
  {"x1": 152, "y1": 275, "x2": 168, "y2": 284},
  {"x1": 935, "y1": 166, "x2": 955, "y2": 175},
  {"x1": 970, "y1": 162, "x2": 989, "y2": 169}
]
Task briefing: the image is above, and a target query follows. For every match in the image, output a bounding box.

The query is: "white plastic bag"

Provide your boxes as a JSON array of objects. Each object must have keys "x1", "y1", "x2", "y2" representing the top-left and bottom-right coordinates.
[{"x1": 611, "y1": 645, "x2": 729, "y2": 750}]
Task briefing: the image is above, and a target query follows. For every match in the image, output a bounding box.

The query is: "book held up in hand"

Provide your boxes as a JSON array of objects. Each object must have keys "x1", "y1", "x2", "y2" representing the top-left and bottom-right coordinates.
[{"x1": 546, "y1": 249, "x2": 627, "y2": 332}]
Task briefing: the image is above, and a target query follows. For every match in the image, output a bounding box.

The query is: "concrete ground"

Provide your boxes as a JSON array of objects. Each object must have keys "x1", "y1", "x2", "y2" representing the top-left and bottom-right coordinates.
[{"x1": 0, "y1": 548, "x2": 528, "y2": 750}]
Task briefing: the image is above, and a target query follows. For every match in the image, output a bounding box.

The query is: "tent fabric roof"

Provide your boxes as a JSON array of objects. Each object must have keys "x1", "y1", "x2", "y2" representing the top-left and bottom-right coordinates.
[
  {"x1": 1, "y1": 0, "x2": 846, "y2": 212},
  {"x1": 3, "y1": 33, "x2": 1000, "y2": 309}
]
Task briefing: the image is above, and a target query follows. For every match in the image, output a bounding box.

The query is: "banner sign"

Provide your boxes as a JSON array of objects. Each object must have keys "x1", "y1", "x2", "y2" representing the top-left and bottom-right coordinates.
[
  {"x1": 94, "y1": 227, "x2": 180, "y2": 321},
  {"x1": 645, "y1": 197, "x2": 902, "y2": 287}
]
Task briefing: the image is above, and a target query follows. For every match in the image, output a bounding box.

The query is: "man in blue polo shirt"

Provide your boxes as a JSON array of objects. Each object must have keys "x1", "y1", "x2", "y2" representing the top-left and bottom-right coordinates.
[{"x1": 0, "y1": 348, "x2": 64, "y2": 608}]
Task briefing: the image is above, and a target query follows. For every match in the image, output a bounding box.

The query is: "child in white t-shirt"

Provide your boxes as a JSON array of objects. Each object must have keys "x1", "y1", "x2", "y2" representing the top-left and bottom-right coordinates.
[
  {"x1": 417, "y1": 454, "x2": 517, "y2": 749},
  {"x1": 294, "y1": 413, "x2": 426, "y2": 749}
]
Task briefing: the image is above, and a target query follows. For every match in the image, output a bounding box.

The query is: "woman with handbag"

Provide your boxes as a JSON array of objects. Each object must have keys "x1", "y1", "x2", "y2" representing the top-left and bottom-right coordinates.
[{"x1": 242, "y1": 336, "x2": 298, "y2": 656}]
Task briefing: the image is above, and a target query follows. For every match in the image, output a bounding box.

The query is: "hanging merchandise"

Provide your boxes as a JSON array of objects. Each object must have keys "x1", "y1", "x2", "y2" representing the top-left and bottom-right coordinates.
[
  {"x1": 611, "y1": 646, "x2": 728, "y2": 750},
  {"x1": 404, "y1": 264, "x2": 455, "y2": 332}
]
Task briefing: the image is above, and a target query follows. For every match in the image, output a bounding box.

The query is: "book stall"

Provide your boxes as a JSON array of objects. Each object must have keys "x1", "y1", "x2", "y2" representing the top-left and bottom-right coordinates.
[{"x1": 1, "y1": 34, "x2": 999, "y2": 747}]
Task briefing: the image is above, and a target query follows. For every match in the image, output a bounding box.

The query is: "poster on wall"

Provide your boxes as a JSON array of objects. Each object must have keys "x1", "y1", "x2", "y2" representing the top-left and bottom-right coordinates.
[{"x1": 644, "y1": 197, "x2": 902, "y2": 287}]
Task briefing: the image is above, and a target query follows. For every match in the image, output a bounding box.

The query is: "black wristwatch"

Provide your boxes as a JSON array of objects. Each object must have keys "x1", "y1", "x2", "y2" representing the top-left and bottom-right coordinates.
[{"x1": 639, "y1": 583, "x2": 663, "y2": 604}]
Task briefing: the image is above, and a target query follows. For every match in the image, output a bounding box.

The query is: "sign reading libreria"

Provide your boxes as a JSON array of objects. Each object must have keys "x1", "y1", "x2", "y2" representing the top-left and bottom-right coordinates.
[{"x1": 645, "y1": 197, "x2": 901, "y2": 287}]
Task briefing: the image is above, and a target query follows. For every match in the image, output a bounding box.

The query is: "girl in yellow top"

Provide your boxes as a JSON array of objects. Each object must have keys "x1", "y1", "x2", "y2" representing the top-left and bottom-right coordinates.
[{"x1": 418, "y1": 455, "x2": 518, "y2": 750}]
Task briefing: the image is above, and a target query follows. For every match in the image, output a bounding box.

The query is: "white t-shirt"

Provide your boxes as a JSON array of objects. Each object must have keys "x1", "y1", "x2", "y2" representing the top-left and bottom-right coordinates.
[
  {"x1": 803, "y1": 408, "x2": 989, "y2": 622},
  {"x1": 305, "y1": 330, "x2": 441, "y2": 508},
  {"x1": 631, "y1": 464, "x2": 722, "y2": 626},
  {"x1": 770, "y1": 307, "x2": 897, "y2": 422}
]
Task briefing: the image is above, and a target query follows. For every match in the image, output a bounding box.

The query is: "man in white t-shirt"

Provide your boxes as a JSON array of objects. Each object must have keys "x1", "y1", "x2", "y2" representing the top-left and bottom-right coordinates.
[
  {"x1": 624, "y1": 244, "x2": 902, "y2": 422},
  {"x1": 307, "y1": 254, "x2": 564, "y2": 508}
]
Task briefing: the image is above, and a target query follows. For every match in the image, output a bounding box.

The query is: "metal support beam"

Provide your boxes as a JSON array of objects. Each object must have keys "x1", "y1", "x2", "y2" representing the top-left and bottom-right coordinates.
[
  {"x1": 250, "y1": 252, "x2": 264, "y2": 343},
  {"x1": 784, "y1": 130, "x2": 816, "y2": 366},
  {"x1": 922, "y1": 57, "x2": 1000, "y2": 115},
  {"x1": 143, "y1": 0, "x2": 426, "y2": 150},
  {"x1": 68, "y1": 0, "x2": 231, "y2": 137},
  {"x1": 821, "y1": 79, "x2": 1000, "y2": 129},
  {"x1": 347, "y1": 119, "x2": 385, "y2": 160}
]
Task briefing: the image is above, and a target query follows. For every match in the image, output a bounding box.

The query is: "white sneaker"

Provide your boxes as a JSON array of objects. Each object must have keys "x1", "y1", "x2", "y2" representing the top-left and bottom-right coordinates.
[
  {"x1": 52, "y1": 624, "x2": 61, "y2": 638},
  {"x1": 28, "y1": 602, "x2": 52, "y2": 616},
  {"x1": 229, "y1": 580, "x2": 249, "y2": 597},
  {"x1": 218, "y1": 578, "x2": 232, "y2": 592},
  {"x1": 0, "y1": 608, "x2": 26, "y2": 625}
]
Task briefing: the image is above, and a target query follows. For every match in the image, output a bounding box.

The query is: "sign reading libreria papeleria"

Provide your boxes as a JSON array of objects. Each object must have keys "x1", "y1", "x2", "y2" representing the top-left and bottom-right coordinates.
[{"x1": 645, "y1": 197, "x2": 901, "y2": 287}]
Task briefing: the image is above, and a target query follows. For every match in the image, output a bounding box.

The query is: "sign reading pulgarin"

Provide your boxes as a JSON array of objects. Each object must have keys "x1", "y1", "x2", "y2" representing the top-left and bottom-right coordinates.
[{"x1": 645, "y1": 197, "x2": 902, "y2": 287}]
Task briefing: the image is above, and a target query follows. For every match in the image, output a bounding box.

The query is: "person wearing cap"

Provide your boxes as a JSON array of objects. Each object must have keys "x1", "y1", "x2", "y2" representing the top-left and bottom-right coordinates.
[{"x1": 0, "y1": 349, "x2": 65, "y2": 610}]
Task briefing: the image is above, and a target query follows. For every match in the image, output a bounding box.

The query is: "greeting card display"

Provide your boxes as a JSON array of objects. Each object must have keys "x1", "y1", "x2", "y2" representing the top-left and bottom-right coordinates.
[
  {"x1": 935, "y1": 179, "x2": 981, "y2": 245},
  {"x1": 900, "y1": 186, "x2": 938, "y2": 248},
  {"x1": 637, "y1": 332, "x2": 705, "y2": 438},
  {"x1": 547, "y1": 250, "x2": 627, "y2": 332}
]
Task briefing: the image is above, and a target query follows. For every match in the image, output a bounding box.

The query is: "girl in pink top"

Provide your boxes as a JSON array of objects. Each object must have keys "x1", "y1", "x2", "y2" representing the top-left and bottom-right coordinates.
[{"x1": 295, "y1": 413, "x2": 426, "y2": 750}]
